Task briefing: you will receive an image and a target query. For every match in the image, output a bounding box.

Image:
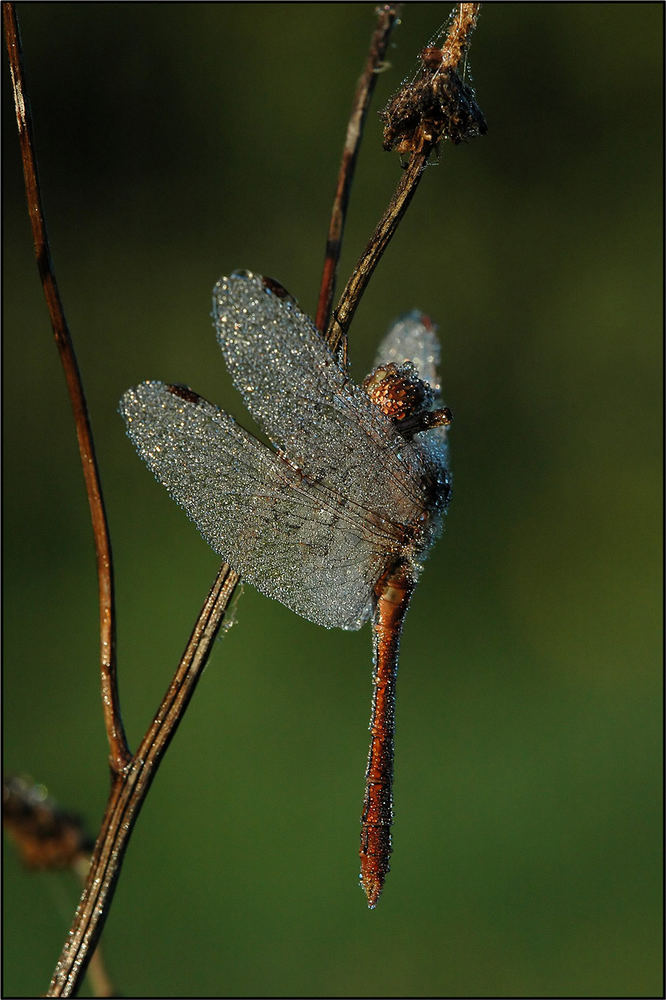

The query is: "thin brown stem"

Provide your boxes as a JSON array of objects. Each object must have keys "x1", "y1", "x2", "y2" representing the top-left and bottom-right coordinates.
[
  {"x1": 2, "y1": 1, "x2": 130, "y2": 774},
  {"x1": 438, "y1": 2, "x2": 482, "y2": 69},
  {"x1": 72, "y1": 858, "x2": 115, "y2": 998},
  {"x1": 325, "y1": 2, "x2": 484, "y2": 353},
  {"x1": 47, "y1": 564, "x2": 240, "y2": 997},
  {"x1": 324, "y1": 151, "x2": 429, "y2": 353},
  {"x1": 315, "y1": 3, "x2": 400, "y2": 336}
]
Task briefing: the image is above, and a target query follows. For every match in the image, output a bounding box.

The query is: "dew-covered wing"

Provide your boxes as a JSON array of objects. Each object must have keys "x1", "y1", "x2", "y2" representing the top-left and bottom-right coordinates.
[
  {"x1": 212, "y1": 272, "x2": 433, "y2": 529},
  {"x1": 119, "y1": 381, "x2": 399, "y2": 630}
]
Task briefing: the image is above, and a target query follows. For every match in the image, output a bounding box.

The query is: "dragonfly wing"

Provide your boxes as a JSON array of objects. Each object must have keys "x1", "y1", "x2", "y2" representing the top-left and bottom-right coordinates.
[
  {"x1": 119, "y1": 381, "x2": 393, "y2": 630},
  {"x1": 212, "y1": 272, "x2": 432, "y2": 530}
]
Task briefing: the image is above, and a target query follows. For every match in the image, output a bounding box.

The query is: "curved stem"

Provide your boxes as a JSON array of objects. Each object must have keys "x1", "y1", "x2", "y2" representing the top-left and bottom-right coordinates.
[
  {"x1": 2, "y1": 1, "x2": 129, "y2": 772},
  {"x1": 316, "y1": 3, "x2": 400, "y2": 337}
]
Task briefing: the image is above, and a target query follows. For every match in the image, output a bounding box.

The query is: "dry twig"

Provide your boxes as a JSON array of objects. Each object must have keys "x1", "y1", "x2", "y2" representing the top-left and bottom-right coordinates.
[
  {"x1": 326, "y1": 1, "x2": 485, "y2": 352},
  {"x1": 2, "y1": 1, "x2": 129, "y2": 775},
  {"x1": 316, "y1": 4, "x2": 400, "y2": 338}
]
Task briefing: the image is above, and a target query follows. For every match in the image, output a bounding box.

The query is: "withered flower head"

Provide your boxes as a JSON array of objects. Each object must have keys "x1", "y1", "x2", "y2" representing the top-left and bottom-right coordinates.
[
  {"x1": 3, "y1": 775, "x2": 93, "y2": 870},
  {"x1": 381, "y1": 3, "x2": 487, "y2": 155}
]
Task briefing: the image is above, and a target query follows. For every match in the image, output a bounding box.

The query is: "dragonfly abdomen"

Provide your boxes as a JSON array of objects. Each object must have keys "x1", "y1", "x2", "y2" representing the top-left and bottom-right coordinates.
[{"x1": 360, "y1": 561, "x2": 414, "y2": 908}]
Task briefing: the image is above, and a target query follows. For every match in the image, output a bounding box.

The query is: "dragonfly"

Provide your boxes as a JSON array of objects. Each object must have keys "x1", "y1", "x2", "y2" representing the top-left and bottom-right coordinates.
[{"x1": 119, "y1": 270, "x2": 452, "y2": 907}]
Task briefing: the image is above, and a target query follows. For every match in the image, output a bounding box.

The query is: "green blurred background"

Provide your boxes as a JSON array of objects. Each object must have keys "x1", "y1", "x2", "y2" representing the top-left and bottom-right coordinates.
[{"x1": 3, "y1": 4, "x2": 662, "y2": 997}]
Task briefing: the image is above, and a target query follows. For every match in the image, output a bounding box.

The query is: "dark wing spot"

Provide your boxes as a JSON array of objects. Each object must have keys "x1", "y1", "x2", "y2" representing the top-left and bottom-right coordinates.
[
  {"x1": 166, "y1": 383, "x2": 203, "y2": 405},
  {"x1": 261, "y1": 275, "x2": 292, "y2": 300}
]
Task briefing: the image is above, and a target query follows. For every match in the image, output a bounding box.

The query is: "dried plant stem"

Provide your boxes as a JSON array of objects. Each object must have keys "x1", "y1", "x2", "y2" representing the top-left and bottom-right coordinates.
[
  {"x1": 71, "y1": 859, "x2": 114, "y2": 998},
  {"x1": 439, "y1": 2, "x2": 481, "y2": 68},
  {"x1": 47, "y1": 564, "x2": 239, "y2": 997},
  {"x1": 315, "y1": 3, "x2": 400, "y2": 335},
  {"x1": 325, "y1": 151, "x2": 429, "y2": 353},
  {"x1": 2, "y1": 1, "x2": 129, "y2": 774},
  {"x1": 325, "y1": 2, "x2": 484, "y2": 353}
]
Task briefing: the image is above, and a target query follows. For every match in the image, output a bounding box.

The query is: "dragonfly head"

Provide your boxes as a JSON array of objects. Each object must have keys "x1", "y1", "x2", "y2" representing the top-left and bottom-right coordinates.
[{"x1": 363, "y1": 361, "x2": 452, "y2": 440}]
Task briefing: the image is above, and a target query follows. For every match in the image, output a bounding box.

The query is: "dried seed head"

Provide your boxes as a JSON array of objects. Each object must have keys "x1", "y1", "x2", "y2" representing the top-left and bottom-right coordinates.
[
  {"x1": 381, "y1": 65, "x2": 486, "y2": 155},
  {"x1": 3, "y1": 775, "x2": 93, "y2": 870},
  {"x1": 381, "y1": 3, "x2": 486, "y2": 155}
]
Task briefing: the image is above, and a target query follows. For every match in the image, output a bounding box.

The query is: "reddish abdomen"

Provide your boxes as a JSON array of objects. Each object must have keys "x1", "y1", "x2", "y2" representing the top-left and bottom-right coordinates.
[{"x1": 360, "y1": 562, "x2": 413, "y2": 908}]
